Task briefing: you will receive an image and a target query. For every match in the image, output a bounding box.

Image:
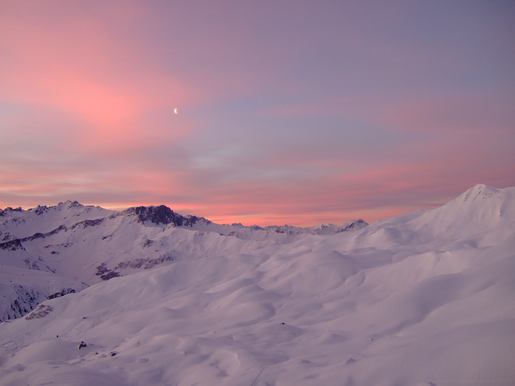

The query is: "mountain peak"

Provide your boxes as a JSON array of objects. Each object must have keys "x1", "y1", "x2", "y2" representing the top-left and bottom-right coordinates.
[
  {"x1": 459, "y1": 184, "x2": 500, "y2": 202},
  {"x1": 119, "y1": 205, "x2": 204, "y2": 227},
  {"x1": 408, "y1": 184, "x2": 515, "y2": 240}
]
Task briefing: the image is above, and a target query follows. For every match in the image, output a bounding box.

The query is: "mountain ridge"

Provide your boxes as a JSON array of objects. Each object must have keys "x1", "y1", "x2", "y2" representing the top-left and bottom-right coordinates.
[
  {"x1": 2, "y1": 184, "x2": 514, "y2": 323},
  {"x1": 1, "y1": 184, "x2": 514, "y2": 385},
  {"x1": 0, "y1": 200, "x2": 367, "y2": 322},
  {"x1": 1, "y1": 200, "x2": 367, "y2": 239}
]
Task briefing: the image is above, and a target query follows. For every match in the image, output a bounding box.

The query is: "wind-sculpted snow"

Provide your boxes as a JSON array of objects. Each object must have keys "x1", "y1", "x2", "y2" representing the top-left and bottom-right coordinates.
[
  {"x1": 0, "y1": 185, "x2": 514, "y2": 385},
  {"x1": 0, "y1": 201, "x2": 367, "y2": 299}
]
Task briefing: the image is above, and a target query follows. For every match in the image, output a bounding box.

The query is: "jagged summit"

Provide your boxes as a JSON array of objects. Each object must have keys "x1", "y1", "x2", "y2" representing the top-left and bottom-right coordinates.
[
  {"x1": 58, "y1": 200, "x2": 84, "y2": 209},
  {"x1": 1, "y1": 200, "x2": 98, "y2": 217},
  {"x1": 307, "y1": 219, "x2": 368, "y2": 235},
  {"x1": 1, "y1": 199, "x2": 368, "y2": 242},
  {"x1": 116, "y1": 205, "x2": 208, "y2": 227}
]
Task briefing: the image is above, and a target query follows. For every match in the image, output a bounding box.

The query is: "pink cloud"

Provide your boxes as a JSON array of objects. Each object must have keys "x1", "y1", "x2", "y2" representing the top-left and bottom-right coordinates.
[
  {"x1": 0, "y1": 3, "x2": 199, "y2": 155},
  {"x1": 1, "y1": 2, "x2": 514, "y2": 227}
]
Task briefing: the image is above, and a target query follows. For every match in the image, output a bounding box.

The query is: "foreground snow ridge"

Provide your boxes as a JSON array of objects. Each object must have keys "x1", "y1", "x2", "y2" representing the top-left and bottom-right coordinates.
[{"x1": 1, "y1": 184, "x2": 514, "y2": 385}]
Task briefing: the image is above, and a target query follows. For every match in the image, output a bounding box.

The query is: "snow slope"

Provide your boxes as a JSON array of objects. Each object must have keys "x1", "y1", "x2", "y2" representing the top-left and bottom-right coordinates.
[
  {"x1": 0, "y1": 185, "x2": 514, "y2": 385},
  {"x1": 0, "y1": 201, "x2": 366, "y2": 321}
]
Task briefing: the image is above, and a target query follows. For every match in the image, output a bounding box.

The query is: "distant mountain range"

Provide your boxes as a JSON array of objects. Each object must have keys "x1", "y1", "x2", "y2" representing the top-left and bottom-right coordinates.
[
  {"x1": 0, "y1": 201, "x2": 366, "y2": 321},
  {"x1": 1, "y1": 184, "x2": 514, "y2": 386}
]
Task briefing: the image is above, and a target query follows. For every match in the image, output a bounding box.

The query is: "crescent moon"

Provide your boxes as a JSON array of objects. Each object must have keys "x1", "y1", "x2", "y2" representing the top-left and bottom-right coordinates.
[{"x1": 174, "y1": 108, "x2": 178, "y2": 114}]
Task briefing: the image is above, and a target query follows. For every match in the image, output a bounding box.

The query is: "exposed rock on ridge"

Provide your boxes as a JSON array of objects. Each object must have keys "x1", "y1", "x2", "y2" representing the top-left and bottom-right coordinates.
[{"x1": 116, "y1": 205, "x2": 209, "y2": 227}]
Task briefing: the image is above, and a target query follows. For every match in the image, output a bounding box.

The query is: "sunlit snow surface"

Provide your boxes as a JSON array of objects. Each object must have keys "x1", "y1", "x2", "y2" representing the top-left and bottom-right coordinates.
[{"x1": 1, "y1": 184, "x2": 515, "y2": 385}]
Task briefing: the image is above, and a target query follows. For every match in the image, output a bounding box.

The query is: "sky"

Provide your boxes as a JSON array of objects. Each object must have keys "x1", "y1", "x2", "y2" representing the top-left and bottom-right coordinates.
[{"x1": 1, "y1": 1, "x2": 514, "y2": 226}]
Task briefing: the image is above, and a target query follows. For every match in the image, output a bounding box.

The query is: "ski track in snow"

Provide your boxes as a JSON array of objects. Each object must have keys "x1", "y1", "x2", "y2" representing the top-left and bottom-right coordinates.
[{"x1": 0, "y1": 184, "x2": 514, "y2": 385}]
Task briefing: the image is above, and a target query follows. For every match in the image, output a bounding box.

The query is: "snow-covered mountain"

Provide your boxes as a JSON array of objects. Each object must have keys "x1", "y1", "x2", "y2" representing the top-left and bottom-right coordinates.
[
  {"x1": 0, "y1": 201, "x2": 366, "y2": 321},
  {"x1": 0, "y1": 184, "x2": 514, "y2": 386}
]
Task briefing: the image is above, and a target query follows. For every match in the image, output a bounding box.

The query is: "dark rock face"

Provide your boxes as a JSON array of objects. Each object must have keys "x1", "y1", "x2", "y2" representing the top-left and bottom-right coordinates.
[
  {"x1": 338, "y1": 219, "x2": 368, "y2": 232},
  {"x1": 119, "y1": 205, "x2": 205, "y2": 226},
  {"x1": 6, "y1": 220, "x2": 102, "y2": 249},
  {"x1": 0, "y1": 239, "x2": 25, "y2": 251},
  {"x1": 45, "y1": 224, "x2": 68, "y2": 236},
  {"x1": 57, "y1": 200, "x2": 82, "y2": 209},
  {"x1": 142, "y1": 239, "x2": 154, "y2": 248},
  {"x1": 116, "y1": 252, "x2": 174, "y2": 270},
  {"x1": 273, "y1": 226, "x2": 292, "y2": 234},
  {"x1": 48, "y1": 288, "x2": 76, "y2": 299},
  {"x1": 100, "y1": 271, "x2": 120, "y2": 281},
  {"x1": 25, "y1": 304, "x2": 53, "y2": 320},
  {"x1": 16, "y1": 225, "x2": 68, "y2": 243},
  {"x1": 70, "y1": 218, "x2": 104, "y2": 230},
  {"x1": 185, "y1": 215, "x2": 207, "y2": 227},
  {"x1": 4, "y1": 207, "x2": 22, "y2": 213},
  {"x1": 94, "y1": 252, "x2": 175, "y2": 281},
  {"x1": 34, "y1": 205, "x2": 49, "y2": 215},
  {"x1": 1, "y1": 285, "x2": 40, "y2": 321},
  {"x1": 95, "y1": 263, "x2": 120, "y2": 281},
  {"x1": 26, "y1": 232, "x2": 46, "y2": 241},
  {"x1": 23, "y1": 258, "x2": 41, "y2": 270}
]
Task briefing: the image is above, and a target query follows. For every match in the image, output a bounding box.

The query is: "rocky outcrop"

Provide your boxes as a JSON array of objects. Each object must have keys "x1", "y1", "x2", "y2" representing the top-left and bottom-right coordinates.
[
  {"x1": 70, "y1": 218, "x2": 104, "y2": 230},
  {"x1": 0, "y1": 239, "x2": 25, "y2": 251},
  {"x1": 94, "y1": 252, "x2": 175, "y2": 281},
  {"x1": 1, "y1": 285, "x2": 40, "y2": 321},
  {"x1": 47, "y1": 288, "x2": 76, "y2": 299},
  {"x1": 336, "y1": 219, "x2": 368, "y2": 232},
  {"x1": 116, "y1": 205, "x2": 208, "y2": 227}
]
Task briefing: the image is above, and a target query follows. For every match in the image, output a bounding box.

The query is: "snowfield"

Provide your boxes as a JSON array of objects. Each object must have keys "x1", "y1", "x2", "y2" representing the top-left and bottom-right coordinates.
[{"x1": 0, "y1": 184, "x2": 514, "y2": 385}]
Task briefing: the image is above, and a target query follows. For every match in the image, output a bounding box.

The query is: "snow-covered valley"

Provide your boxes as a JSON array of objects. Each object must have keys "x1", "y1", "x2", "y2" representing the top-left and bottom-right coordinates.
[{"x1": 0, "y1": 184, "x2": 514, "y2": 385}]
